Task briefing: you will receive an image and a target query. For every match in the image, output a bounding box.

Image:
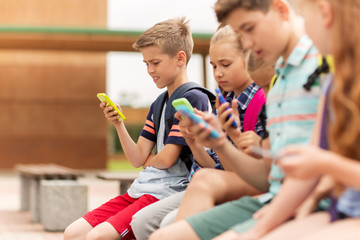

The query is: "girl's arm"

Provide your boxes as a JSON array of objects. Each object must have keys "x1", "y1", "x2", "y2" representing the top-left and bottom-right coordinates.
[{"x1": 281, "y1": 146, "x2": 360, "y2": 189}]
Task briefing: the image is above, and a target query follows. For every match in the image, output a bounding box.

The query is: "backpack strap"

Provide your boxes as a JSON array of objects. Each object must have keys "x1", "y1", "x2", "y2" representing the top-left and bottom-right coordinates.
[
  {"x1": 165, "y1": 82, "x2": 215, "y2": 137},
  {"x1": 152, "y1": 91, "x2": 168, "y2": 138},
  {"x1": 243, "y1": 88, "x2": 266, "y2": 132},
  {"x1": 152, "y1": 82, "x2": 215, "y2": 171}
]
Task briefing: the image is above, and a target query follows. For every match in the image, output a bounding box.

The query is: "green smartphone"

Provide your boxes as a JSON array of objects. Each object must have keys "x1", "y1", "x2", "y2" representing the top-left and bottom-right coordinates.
[
  {"x1": 172, "y1": 98, "x2": 220, "y2": 139},
  {"x1": 97, "y1": 93, "x2": 126, "y2": 121},
  {"x1": 172, "y1": 98, "x2": 194, "y2": 114}
]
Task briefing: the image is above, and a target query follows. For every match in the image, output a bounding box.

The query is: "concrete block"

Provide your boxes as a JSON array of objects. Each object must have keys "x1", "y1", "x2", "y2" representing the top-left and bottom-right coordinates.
[{"x1": 40, "y1": 180, "x2": 88, "y2": 232}]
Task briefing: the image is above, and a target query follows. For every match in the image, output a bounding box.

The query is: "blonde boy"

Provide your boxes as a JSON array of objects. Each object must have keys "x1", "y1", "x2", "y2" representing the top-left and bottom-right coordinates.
[
  {"x1": 63, "y1": 17, "x2": 212, "y2": 240},
  {"x1": 149, "y1": 0, "x2": 322, "y2": 239}
]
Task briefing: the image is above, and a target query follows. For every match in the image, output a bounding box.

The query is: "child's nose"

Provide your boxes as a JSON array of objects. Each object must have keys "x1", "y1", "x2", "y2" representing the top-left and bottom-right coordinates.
[
  {"x1": 215, "y1": 68, "x2": 223, "y2": 78},
  {"x1": 242, "y1": 36, "x2": 253, "y2": 49},
  {"x1": 148, "y1": 66, "x2": 155, "y2": 74}
]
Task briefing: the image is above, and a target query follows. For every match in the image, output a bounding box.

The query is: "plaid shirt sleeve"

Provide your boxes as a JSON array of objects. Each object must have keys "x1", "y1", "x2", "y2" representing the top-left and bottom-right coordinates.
[{"x1": 188, "y1": 149, "x2": 224, "y2": 181}]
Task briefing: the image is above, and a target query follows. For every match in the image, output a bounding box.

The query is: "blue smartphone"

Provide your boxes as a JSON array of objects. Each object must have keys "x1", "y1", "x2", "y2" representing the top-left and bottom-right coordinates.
[
  {"x1": 172, "y1": 98, "x2": 220, "y2": 139},
  {"x1": 215, "y1": 88, "x2": 238, "y2": 128}
]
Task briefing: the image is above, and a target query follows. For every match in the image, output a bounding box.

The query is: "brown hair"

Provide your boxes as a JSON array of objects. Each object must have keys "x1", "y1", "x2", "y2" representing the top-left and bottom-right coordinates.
[
  {"x1": 214, "y1": 0, "x2": 273, "y2": 22},
  {"x1": 214, "y1": 0, "x2": 297, "y2": 22},
  {"x1": 329, "y1": 0, "x2": 360, "y2": 160},
  {"x1": 132, "y1": 17, "x2": 194, "y2": 64}
]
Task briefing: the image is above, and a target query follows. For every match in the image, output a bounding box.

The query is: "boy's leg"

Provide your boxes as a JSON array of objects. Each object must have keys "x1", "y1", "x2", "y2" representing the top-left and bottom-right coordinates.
[
  {"x1": 106, "y1": 194, "x2": 158, "y2": 240},
  {"x1": 160, "y1": 208, "x2": 179, "y2": 227},
  {"x1": 149, "y1": 220, "x2": 201, "y2": 240},
  {"x1": 151, "y1": 196, "x2": 264, "y2": 240},
  {"x1": 64, "y1": 193, "x2": 137, "y2": 240},
  {"x1": 86, "y1": 222, "x2": 121, "y2": 240},
  {"x1": 131, "y1": 191, "x2": 185, "y2": 240},
  {"x1": 64, "y1": 218, "x2": 93, "y2": 240},
  {"x1": 176, "y1": 169, "x2": 262, "y2": 221}
]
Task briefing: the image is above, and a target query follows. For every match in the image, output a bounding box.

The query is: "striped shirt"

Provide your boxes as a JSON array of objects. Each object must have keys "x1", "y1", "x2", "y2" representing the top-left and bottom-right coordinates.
[{"x1": 266, "y1": 34, "x2": 321, "y2": 197}]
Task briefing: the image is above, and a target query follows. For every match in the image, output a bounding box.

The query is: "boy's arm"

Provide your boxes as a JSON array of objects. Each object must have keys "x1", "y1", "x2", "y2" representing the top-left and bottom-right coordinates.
[
  {"x1": 101, "y1": 102, "x2": 155, "y2": 168},
  {"x1": 115, "y1": 122, "x2": 155, "y2": 168},
  {"x1": 213, "y1": 136, "x2": 271, "y2": 192},
  {"x1": 142, "y1": 143, "x2": 182, "y2": 169}
]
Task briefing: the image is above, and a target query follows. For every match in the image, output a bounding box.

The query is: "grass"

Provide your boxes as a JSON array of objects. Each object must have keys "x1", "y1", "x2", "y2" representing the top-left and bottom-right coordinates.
[{"x1": 106, "y1": 158, "x2": 141, "y2": 172}]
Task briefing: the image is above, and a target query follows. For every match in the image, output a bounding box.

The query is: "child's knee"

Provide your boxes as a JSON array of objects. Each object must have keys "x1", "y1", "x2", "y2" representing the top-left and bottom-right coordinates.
[
  {"x1": 85, "y1": 230, "x2": 111, "y2": 240},
  {"x1": 64, "y1": 221, "x2": 84, "y2": 240},
  {"x1": 189, "y1": 169, "x2": 220, "y2": 193},
  {"x1": 149, "y1": 229, "x2": 165, "y2": 240}
]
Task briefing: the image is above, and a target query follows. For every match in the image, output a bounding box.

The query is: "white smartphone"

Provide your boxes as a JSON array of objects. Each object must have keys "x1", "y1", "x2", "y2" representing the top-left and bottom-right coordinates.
[{"x1": 248, "y1": 145, "x2": 279, "y2": 159}]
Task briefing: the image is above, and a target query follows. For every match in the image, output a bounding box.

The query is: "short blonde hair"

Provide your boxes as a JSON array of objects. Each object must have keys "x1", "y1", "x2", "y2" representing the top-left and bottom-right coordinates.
[{"x1": 132, "y1": 17, "x2": 194, "y2": 64}]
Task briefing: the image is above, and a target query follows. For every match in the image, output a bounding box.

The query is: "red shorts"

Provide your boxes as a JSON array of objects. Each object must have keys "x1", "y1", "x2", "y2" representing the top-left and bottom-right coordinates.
[{"x1": 83, "y1": 193, "x2": 158, "y2": 240}]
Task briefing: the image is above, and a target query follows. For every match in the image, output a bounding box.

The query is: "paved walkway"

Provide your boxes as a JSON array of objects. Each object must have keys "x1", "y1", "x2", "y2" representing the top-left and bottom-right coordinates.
[{"x1": 0, "y1": 170, "x2": 119, "y2": 240}]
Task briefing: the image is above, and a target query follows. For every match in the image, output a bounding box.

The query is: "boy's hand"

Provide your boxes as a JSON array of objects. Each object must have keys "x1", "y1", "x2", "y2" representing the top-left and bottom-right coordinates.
[{"x1": 100, "y1": 102, "x2": 123, "y2": 125}]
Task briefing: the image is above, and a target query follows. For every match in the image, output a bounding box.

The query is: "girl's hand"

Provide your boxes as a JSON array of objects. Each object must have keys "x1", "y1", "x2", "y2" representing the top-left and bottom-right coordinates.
[
  {"x1": 100, "y1": 102, "x2": 122, "y2": 125},
  {"x1": 175, "y1": 112, "x2": 196, "y2": 145},
  {"x1": 217, "y1": 99, "x2": 242, "y2": 142},
  {"x1": 278, "y1": 145, "x2": 329, "y2": 179},
  {"x1": 184, "y1": 108, "x2": 227, "y2": 149},
  {"x1": 236, "y1": 131, "x2": 262, "y2": 155}
]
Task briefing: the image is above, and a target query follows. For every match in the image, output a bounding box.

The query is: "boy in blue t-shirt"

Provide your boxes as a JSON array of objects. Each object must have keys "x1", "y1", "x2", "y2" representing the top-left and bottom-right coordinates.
[{"x1": 63, "y1": 17, "x2": 212, "y2": 240}]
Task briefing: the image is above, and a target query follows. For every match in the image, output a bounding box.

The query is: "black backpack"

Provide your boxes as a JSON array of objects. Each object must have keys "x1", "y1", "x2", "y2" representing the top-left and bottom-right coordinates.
[{"x1": 152, "y1": 82, "x2": 216, "y2": 170}]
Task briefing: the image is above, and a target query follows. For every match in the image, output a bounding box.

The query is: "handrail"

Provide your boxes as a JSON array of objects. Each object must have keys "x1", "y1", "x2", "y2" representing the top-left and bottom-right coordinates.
[{"x1": 0, "y1": 25, "x2": 212, "y2": 53}]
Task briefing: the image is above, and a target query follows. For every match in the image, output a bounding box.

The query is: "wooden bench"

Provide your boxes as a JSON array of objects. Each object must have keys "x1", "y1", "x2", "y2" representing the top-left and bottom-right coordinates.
[
  {"x1": 96, "y1": 171, "x2": 139, "y2": 195},
  {"x1": 14, "y1": 163, "x2": 84, "y2": 222}
]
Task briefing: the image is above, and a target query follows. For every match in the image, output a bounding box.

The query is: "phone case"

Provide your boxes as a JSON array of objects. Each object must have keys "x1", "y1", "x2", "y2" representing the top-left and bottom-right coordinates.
[
  {"x1": 172, "y1": 98, "x2": 194, "y2": 113},
  {"x1": 97, "y1": 93, "x2": 126, "y2": 121},
  {"x1": 215, "y1": 88, "x2": 238, "y2": 128},
  {"x1": 172, "y1": 99, "x2": 220, "y2": 139}
]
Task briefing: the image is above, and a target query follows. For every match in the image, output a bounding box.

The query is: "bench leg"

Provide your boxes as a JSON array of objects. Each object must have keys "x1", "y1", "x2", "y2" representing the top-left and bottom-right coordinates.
[
  {"x1": 19, "y1": 174, "x2": 31, "y2": 211},
  {"x1": 120, "y1": 180, "x2": 133, "y2": 195},
  {"x1": 30, "y1": 177, "x2": 41, "y2": 222}
]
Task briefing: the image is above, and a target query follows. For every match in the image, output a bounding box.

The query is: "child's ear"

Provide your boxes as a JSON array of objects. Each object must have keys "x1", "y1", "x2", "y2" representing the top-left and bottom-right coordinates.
[
  {"x1": 177, "y1": 51, "x2": 187, "y2": 66},
  {"x1": 318, "y1": 0, "x2": 333, "y2": 28},
  {"x1": 272, "y1": 0, "x2": 291, "y2": 21}
]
